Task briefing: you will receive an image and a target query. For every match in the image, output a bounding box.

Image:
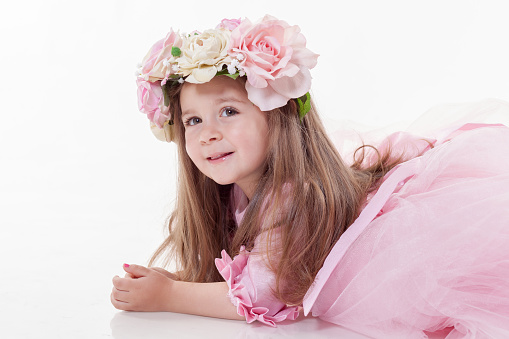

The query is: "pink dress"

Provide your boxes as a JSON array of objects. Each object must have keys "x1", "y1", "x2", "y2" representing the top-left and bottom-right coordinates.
[{"x1": 215, "y1": 99, "x2": 509, "y2": 338}]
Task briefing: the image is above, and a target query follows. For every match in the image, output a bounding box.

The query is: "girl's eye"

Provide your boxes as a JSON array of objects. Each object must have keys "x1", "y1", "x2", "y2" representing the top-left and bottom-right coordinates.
[
  {"x1": 220, "y1": 107, "x2": 238, "y2": 117},
  {"x1": 185, "y1": 117, "x2": 202, "y2": 126}
]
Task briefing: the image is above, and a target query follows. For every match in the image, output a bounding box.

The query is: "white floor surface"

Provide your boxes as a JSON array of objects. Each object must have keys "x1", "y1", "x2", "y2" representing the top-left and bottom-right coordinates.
[
  {"x1": 0, "y1": 155, "x2": 371, "y2": 339},
  {"x1": 3, "y1": 1, "x2": 509, "y2": 338}
]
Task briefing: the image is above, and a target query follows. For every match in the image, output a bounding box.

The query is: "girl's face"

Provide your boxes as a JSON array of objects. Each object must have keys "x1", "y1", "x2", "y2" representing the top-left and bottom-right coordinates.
[{"x1": 180, "y1": 76, "x2": 270, "y2": 199}]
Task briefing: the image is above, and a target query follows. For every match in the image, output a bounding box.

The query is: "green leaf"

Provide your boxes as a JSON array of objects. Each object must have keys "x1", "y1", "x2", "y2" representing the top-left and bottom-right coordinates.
[
  {"x1": 224, "y1": 72, "x2": 240, "y2": 80},
  {"x1": 297, "y1": 92, "x2": 311, "y2": 122},
  {"x1": 171, "y1": 46, "x2": 181, "y2": 57},
  {"x1": 216, "y1": 67, "x2": 241, "y2": 79}
]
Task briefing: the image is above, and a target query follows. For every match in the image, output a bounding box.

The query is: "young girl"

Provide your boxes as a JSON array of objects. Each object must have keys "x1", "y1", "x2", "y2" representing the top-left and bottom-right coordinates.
[{"x1": 111, "y1": 15, "x2": 509, "y2": 338}]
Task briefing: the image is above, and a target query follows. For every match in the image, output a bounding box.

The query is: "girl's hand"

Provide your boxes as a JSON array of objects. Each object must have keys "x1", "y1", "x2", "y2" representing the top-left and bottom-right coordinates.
[
  {"x1": 149, "y1": 267, "x2": 180, "y2": 280},
  {"x1": 121, "y1": 266, "x2": 178, "y2": 280},
  {"x1": 111, "y1": 264, "x2": 244, "y2": 320},
  {"x1": 111, "y1": 264, "x2": 174, "y2": 312}
]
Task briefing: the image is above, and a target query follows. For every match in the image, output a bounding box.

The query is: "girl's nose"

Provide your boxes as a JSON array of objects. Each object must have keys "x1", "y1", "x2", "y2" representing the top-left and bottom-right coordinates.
[{"x1": 199, "y1": 122, "x2": 222, "y2": 144}]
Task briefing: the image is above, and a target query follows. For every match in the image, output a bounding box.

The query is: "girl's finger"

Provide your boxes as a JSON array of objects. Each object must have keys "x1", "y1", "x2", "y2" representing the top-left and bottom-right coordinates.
[
  {"x1": 111, "y1": 287, "x2": 131, "y2": 303},
  {"x1": 110, "y1": 291, "x2": 130, "y2": 311},
  {"x1": 124, "y1": 272, "x2": 135, "y2": 279},
  {"x1": 123, "y1": 263, "x2": 151, "y2": 278},
  {"x1": 112, "y1": 275, "x2": 130, "y2": 291}
]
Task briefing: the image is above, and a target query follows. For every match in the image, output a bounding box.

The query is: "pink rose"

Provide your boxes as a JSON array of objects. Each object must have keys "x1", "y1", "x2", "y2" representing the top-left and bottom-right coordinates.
[
  {"x1": 229, "y1": 15, "x2": 319, "y2": 111},
  {"x1": 140, "y1": 29, "x2": 182, "y2": 82},
  {"x1": 216, "y1": 18, "x2": 242, "y2": 31},
  {"x1": 136, "y1": 78, "x2": 170, "y2": 128}
]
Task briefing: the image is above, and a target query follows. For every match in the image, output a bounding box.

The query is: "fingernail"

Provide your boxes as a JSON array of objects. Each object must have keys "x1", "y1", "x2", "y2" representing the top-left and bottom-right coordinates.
[{"x1": 123, "y1": 263, "x2": 130, "y2": 268}]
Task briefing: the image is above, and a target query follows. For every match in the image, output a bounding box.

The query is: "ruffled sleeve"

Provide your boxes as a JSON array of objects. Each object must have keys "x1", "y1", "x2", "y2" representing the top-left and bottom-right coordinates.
[
  {"x1": 215, "y1": 246, "x2": 300, "y2": 327},
  {"x1": 215, "y1": 184, "x2": 300, "y2": 326}
]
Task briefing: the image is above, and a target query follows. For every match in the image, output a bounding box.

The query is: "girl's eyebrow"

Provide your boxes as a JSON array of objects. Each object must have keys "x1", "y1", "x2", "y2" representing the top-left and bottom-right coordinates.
[{"x1": 182, "y1": 96, "x2": 245, "y2": 118}]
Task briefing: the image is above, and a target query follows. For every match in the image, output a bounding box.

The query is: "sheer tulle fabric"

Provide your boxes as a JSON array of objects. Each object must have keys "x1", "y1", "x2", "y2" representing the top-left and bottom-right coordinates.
[
  {"x1": 216, "y1": 99, "x2": 509, "y2": 337},
  {"x1": 304, "y1": 125, "x2": 509, "y2": 338}
]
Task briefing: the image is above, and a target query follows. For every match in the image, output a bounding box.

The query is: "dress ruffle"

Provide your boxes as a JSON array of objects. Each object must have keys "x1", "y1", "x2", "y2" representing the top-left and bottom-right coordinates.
[
  {"x1": 215, "y1": 247, "x2": 300, "y2": 327},
  {"x1": 216, "y1": 99, "x2": 509, "y2": 334},
  {"x1": 304, "y1": 124, "x2": 509, "y2": 338}
]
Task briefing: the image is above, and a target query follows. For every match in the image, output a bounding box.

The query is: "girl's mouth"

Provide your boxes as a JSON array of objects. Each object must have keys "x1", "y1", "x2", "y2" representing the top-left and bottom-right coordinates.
[{"x1": 207, "y1": 152, "x2": 234, "y2": 162}]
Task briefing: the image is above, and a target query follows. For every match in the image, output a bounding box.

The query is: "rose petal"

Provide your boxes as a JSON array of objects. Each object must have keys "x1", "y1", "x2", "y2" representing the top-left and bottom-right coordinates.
[
  {"x1": 216, "y1": 18, "x2": 242, "y2": 31},
  {"x1": 246, "y1": 81, "x2": 289, "y2": 111},
  {"x1": 291, "y1": 48, "x2": 319, "y2": 69},
  {"x1": 273, "y1": 61, "x2": 299, "y2": 79},
  {"x1": 141, "y1": 38, "x2": 164, "y2": 73},
  {"x1": 243, "y1": 67, "x2": 270, "y2": 88},
  {"x1": 187, "y1": 65, "x2": 218, "y2": 83},
  {"x1": 283, "y1": 25, "x2": 303, "y2": 46},
  {"x1": 269, "y1": 66, "x2": 311, "y2": 99}
]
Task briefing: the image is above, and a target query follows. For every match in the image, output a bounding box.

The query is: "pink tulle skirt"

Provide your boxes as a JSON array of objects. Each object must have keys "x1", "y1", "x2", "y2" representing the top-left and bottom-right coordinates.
[{"x1": 304, "y1": 121, "x2": 509, "y2": 338}]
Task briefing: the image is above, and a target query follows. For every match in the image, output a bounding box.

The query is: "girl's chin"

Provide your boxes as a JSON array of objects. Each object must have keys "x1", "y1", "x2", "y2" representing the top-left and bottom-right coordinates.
[{"x1": 208, "y1": 177, "x2": 235, "y2": 186}]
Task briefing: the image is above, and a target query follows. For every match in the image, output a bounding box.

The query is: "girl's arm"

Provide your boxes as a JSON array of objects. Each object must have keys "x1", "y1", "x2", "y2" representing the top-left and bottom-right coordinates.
[{"x1": 111, "y1": 264, "x2": 244, "y2": 321}]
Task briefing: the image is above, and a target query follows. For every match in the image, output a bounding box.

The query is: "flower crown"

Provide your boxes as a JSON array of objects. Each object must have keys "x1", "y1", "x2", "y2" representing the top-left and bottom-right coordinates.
[{"x1": 135, "y1": 15, "x2": 319, "y2": 142}]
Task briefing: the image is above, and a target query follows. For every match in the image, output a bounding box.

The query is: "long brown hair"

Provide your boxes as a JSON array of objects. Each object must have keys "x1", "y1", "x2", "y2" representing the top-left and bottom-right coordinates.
[{"x1": 149, "y1": 77, "x2": 405, "y2": 305}]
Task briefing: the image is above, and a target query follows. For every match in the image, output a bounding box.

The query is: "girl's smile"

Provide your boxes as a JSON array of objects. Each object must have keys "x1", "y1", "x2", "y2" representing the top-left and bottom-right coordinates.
[
  {"x1": 180, "y1": 76, "x2": 270, "y2": 199},
  {"x1": 207, "y1": 151, "x2": 234, "y2": 163}
]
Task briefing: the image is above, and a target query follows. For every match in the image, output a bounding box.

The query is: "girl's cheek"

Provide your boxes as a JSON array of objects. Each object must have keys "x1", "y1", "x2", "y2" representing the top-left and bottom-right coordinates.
[
  {"x1": 184, "y1": 140, "x2": 193, "y2": 155},
  {"x1": 185, "y1": 134, "x2": 200, "y2": 161}
]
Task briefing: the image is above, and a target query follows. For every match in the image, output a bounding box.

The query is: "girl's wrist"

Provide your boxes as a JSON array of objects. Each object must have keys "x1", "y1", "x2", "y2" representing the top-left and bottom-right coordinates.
[
  {"x1": 165, "y1": 280, "x2": 243, "y2": 320},
  {"x1": 165, "y1": 279, "x2": 184, "y2": 313}
]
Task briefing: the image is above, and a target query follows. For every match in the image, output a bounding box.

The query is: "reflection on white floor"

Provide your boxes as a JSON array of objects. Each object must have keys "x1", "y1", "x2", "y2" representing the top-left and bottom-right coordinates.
[{"x1": 111, "y1": 312, "x2": 370, "y2": 339}]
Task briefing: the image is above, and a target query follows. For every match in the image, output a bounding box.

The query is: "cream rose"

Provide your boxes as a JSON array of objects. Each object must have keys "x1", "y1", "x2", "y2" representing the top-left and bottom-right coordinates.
[{"x1": 177, "y1": 29, "x2": 232, "y2": 83}]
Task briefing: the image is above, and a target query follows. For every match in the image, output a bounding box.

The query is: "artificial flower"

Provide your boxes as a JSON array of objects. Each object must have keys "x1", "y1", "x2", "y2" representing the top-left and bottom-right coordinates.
[
  {"x1": 136, "y1": 78, "x2": 170, "y2": 128},
  {"x1": 177, "y1": 29, "x2": 232, "y2": 83},
  {"x1": 135, "y1": 15, "x2": 319, "y2": 141},
  {"x1": 228, "y1": 15, "x2": 319, "y2": 111},
  {"x1": 217, "y1": 18, "x2": 242, "y2": 30},
  {"x1": 139, "y1": 29, "x2": 183, "y2": 82}
]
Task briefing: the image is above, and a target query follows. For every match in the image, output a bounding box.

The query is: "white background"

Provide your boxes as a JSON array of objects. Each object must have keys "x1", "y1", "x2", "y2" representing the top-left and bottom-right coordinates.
[{"x1": 1, "y1": 1, "x2": 508, "y2": 338}]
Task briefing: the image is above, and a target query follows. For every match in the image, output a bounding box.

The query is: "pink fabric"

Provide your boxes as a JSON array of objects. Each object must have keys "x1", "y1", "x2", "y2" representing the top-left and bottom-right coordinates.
[
  {"x1": 214, "y1": 98, "x2": 509, "y2": 335},
  {"x1": 215, "y1": 248, "x2": 299, "y2": 326},
  {"x1": 304, "y1": 124, "x2": 509, "y2": 338},
  {"x1": 361, "y1": 131, "x2": 435, "y2": 167},
  {"x1": 215, "y1": 185, "x2": 299, "y2": 327},
  {"x1": 303, "y1": 156, "x2": 422, "y2": 311}
]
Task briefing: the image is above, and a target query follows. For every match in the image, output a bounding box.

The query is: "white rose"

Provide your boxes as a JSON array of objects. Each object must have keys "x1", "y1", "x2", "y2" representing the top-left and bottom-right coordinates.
[{"x1": 177, "y1": 29, "x2": 232, "y2": 83}]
